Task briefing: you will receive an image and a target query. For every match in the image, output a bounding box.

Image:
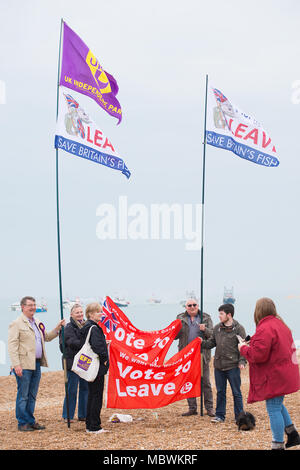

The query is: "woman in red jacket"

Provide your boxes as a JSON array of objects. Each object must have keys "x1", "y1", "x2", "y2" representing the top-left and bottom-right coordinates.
[{"x1": 238, "y1": 298, "x2": 300, "y2": 450}]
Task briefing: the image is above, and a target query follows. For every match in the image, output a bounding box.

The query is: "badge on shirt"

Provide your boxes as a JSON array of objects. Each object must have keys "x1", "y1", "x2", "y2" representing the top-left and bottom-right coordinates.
[{"x1": 39, "y1": 322, "x2": 45, "y2": 339}]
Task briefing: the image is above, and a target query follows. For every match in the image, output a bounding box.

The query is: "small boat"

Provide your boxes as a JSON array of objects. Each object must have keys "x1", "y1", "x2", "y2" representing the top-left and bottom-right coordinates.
[
  {"x1": 147, "y1": 294, "x2": 162, "y2": 304},
  {"x1": 62, "y1": 297, "x2": 82, "y2": 310},
  {"x1": 10, "y1": 300, "x2": 48, "y2": 313},
  {"x1": 112, "y1": 297, "x2": 130, "y2": 308},
  {"x1": 36, "y1": 304, "x2": 47, "y2": 313},
  {"x1": 223, "y1": 287, "x2": 235, "y2": 305},
  {"x1": 10, "y1": 302, "x2": 21, "y2": 312},
  {"x1": 147, "y1": 298, "x2": 162, "y2": 304}
]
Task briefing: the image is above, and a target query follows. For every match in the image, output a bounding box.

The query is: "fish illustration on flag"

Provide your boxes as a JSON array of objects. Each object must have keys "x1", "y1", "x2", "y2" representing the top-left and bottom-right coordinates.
[
  {"x1": 206, "y1": 84, "x2": 280, "y2": 167},
  {"x1": 59, "y1": 21, "x2": 122, "y2": 124},
  {"x1": 55, "y1": 86, "x2": 131, "y2": 178}
]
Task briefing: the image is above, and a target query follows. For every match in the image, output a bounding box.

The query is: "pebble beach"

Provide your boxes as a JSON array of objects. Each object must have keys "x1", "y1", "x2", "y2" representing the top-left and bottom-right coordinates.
[{"x1": 1, "y1": 360, "x2": 299, "y2": 452}]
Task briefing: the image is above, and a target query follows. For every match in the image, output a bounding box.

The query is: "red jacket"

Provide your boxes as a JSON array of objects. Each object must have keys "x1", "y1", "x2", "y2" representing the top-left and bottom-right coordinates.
[{"x1": 240, "y1": 316, "x2": 300, "y2": 403}]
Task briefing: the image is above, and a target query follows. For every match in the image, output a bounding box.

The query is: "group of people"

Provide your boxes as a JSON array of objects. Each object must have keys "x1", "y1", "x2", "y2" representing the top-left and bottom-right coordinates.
[
  {"x1": 7, "y1": 294, "x2": 300, "y2": 449},
  {"x1": 176, "y1": 297, "x2": 300, "y2": 450}
]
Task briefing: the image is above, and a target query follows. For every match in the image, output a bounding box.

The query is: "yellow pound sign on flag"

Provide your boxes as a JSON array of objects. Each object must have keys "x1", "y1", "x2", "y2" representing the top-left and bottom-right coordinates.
[{"x1": 86, "y1": 50, "x2": 112, "y2": 95}]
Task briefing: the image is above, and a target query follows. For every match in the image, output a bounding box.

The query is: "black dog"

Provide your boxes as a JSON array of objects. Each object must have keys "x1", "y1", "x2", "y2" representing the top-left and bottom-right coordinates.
[{"x1": 236, "y1": 411, "x2": 256, "y2": 431}]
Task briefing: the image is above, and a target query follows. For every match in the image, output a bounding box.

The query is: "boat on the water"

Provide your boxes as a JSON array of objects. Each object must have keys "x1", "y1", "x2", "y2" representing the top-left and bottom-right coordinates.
[
  {"x1": 10, "y1": 302, "x2": 21, "y2": 312},
  {"x1": 63, "y1": 298, "x2": 82, "y2": 310},
  {"x1": 223, "y1": 287, "x2": 235, "y2": 305},
  {"x1": 10, "y1": 300, "x2": 48, "y2": 313},
  {"x1": 147, "y1": 298, "x2": 162, "y2": 304},
  {"x1": 112, "y1": 297, "x2": 130, "y2": 308},
  {"x1": 36, "y1": 305, "x2": 47, "y2": 313}
]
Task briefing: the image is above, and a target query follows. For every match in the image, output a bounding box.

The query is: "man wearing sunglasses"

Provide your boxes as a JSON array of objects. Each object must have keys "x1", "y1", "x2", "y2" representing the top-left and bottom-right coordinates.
[{"x1": 175, "y1": 298, "x2": 215, "y2": 417}]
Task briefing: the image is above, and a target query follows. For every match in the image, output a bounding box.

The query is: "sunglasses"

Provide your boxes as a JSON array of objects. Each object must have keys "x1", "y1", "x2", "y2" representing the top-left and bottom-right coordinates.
[{"x1": 187, "y1": 304, "x2": 197, "y2": 307}]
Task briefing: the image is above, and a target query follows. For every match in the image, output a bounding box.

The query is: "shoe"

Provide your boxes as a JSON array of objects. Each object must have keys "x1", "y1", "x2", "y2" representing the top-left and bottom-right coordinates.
[
  {"x1": 78, "y1": 418, "x2": 86, "y2": 422},
  {"x1": 285, "y1": 429, "x2": 300, "y2": 449},
  {"x1": 64, "y1": 419, "x2": 74, "y2": 423},
  {"x1": 271, "y1": 441, "x2": 285, "y2": 450},
  {"x1": 211, "y1": 417, "x2": 224, "y2": 423},
  {"x1": 206, "y1": 410, "x2": 216, "y2": 417},
  {"x1": 86, "y1": 428, "x2": 109, "y2": 434},
  {"x1": 30, "y1": 422, "x2": 46, "y2": 430},
  {"x1": 18, "y1": 424, "x2": 35, "y2": 432},
  {"x1": 181, "y1": 410, "x2": 198, "y2": 416}
]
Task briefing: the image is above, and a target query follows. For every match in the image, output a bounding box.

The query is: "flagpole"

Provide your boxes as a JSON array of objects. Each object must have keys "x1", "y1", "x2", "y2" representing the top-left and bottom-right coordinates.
[
  {"x1": 200, "y1": 74, "x2": 208, "y2": 417},
  {"x1": 56, "y1": 17, "x2": 71, "y2": 429}
]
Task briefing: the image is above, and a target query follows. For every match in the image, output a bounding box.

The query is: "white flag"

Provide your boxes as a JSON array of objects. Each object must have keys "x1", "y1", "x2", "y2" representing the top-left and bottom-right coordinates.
[
  {"x1": 55, "y1": 86, "x2": 131, "y2": 178},
  {"x1": 206, "y1": 85, "x2": 279, "y2": 167}
]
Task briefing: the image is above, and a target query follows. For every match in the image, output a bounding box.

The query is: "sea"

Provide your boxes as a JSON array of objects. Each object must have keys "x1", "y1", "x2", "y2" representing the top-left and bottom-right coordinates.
[{"x1": 1, "y1": 295, "x2": 300, "y2": 377}]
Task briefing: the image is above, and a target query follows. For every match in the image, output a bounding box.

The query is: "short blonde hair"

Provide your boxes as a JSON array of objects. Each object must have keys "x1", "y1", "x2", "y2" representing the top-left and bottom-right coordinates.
[{"x1": 85, "y1": 302, "x2": 102, "y2": 319}]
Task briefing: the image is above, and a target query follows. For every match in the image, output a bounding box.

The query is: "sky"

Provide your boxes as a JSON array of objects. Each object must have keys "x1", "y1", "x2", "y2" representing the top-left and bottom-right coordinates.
[{"x1": 1, "y1": 0, "x2": 300, "y2": 309}]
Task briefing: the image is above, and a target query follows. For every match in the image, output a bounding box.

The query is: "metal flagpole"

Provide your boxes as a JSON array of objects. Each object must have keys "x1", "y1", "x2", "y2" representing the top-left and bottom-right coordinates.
[
  {"x1": 200, "y1": 74, "x2": 209, "y2": 417},
  {"x1": 55, "y1": 18, "x2": 71, "y2": 428}
]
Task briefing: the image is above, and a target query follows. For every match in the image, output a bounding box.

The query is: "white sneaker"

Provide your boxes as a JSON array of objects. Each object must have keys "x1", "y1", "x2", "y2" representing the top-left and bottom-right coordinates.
[
  {"x1": 211, "y1": 417, "x2": 224, "y2": 423},
  {"x1": 86, "y1": 428, "x2": 109, "y2": 434}
]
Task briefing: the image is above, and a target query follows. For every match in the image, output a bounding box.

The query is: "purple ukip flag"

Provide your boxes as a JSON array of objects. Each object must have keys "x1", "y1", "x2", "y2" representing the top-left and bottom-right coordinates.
[{"x1": 59, "y1": 22, "x2": 122, "y2": 124}]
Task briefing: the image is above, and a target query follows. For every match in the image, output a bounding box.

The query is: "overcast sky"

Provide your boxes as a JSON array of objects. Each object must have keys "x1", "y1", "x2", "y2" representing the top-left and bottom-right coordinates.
[{"x1": 1, "y1": 0, "x2": 300, "y2": 308}]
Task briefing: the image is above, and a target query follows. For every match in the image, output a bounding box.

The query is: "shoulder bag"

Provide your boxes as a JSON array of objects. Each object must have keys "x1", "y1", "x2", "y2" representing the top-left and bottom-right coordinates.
[{"x1": 71, "y1": 326, "x2": 99, "y2": 382}]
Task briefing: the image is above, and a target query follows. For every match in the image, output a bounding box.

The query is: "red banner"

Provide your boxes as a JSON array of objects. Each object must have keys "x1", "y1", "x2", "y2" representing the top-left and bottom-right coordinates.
[
  {"x1": 99, "y1": 297, "x2": 182, "y2": 364},
  {"x1": 106, "y1": 338, "x2": 201, "y2": 409}
]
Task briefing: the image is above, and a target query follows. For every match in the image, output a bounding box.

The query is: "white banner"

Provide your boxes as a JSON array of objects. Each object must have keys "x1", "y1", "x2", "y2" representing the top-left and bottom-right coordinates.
[
  {"x1": 206, "y1": 85, "x2": 279, "y2": 167},
  {"x1": 55, "y1": 86, "x2": 130, "y2": 178}
]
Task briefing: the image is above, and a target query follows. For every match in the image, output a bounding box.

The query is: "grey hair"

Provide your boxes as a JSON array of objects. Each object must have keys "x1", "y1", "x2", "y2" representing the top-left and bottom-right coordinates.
[{"x1": 70, "y1": 303, "x2": 82, "y2": 313}]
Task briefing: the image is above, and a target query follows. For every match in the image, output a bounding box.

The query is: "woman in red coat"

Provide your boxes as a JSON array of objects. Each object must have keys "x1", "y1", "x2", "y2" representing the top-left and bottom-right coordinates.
[{"x1": 238, "y1": 298, "x2": 300, "y2": 450}]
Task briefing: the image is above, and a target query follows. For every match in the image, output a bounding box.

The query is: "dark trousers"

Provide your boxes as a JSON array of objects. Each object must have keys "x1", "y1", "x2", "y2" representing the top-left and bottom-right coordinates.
[
  {"x1": 62, "y1": 370, "x2": 88, "y2": 420},
  {"x1": 214, "y1": 367, "x2": 244, "y2": 421},
  {"x1": 86, "y1": 374, "x2": 105, "y2": 431},
  {"x1": 187, "y1": 360, "x2": 214, "y2": 411}
]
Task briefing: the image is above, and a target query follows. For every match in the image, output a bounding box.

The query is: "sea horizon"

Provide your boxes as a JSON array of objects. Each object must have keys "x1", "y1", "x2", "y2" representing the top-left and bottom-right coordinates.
[{"x1": 1, "y1": 293, "x2": 300, "y2": 377}]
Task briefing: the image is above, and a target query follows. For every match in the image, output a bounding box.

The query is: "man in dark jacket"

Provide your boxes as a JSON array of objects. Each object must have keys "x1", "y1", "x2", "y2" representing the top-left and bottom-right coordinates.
[
  {"x1": 175, "y1": 298, "x2": 215, "y2": 417},
  {"x1": 202, "y1": 303, "x2": 247, "y2": 423}
]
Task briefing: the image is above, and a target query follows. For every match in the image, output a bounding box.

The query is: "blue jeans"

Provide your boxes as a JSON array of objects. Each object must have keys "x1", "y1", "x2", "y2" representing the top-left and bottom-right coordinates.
[
  {"x1": 62, "y1": 370, "x2": 88, "y2": 420},
  {"x1": 214, "y1": 367, "x2": 244, "y2": 421},
  {"x1": 14, "y1": 360, "x2": 41, "y2": 427},
  {"x1": 265, "y1": 396, "x2": 292, "y2": 443}
]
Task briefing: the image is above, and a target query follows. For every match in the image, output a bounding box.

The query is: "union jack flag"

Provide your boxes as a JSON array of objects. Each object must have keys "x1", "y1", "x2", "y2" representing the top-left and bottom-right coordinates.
[
  {"x1": 100, "y1": 300, "x2": 119, "y2": 333},
  {"x1": 213, "y1": 88, "x2": 227, "y2": 103},
  {"x1": 64, "y1": 93, "x2": 79, "y2": 108}
]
